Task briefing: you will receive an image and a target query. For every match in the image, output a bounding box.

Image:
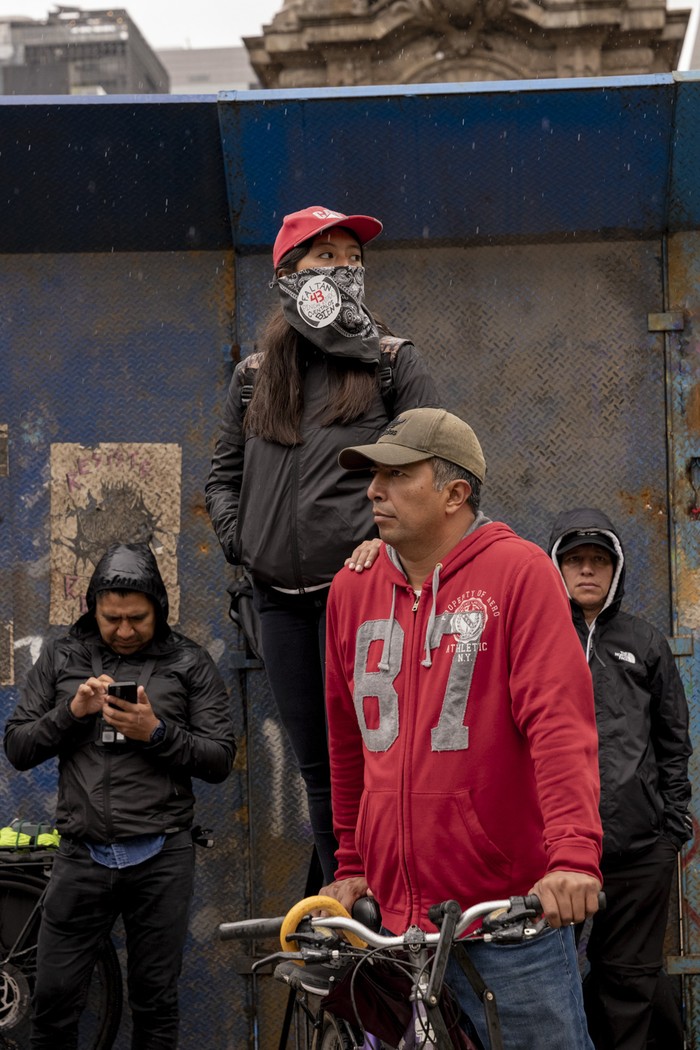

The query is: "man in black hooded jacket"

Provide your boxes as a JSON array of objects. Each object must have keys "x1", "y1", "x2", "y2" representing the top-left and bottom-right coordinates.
[
  {"x1": 549, "y1": 508, "x2": 692, "y2": 1050},
  {"x1": 4, "y1": 542, "x2": 235, "y2": 1050}
]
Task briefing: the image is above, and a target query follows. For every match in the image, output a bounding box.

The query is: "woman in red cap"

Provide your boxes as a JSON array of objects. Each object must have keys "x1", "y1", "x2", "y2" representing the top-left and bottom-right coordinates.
[{"x1": 206, "y1": 205, "x2": 438, "y2": 886}]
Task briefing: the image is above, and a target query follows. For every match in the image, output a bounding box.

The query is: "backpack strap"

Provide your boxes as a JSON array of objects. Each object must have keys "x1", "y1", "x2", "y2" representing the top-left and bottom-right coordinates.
[
  {"x1": 238, "y1": 351, "x2": 265, "y2": 408},
  {"x1": 239, "y1": 342, "x2": 410, "y2": 418},
  {"x1": 378, "y1": 335, "x2": 411, "y2": 419}
]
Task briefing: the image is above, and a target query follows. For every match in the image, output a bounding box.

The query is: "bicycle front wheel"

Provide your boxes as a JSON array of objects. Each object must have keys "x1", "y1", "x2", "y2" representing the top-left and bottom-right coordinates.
[
  {"x1": 0, "y1": 872, "x2": 123, "y2": 1049},
  {"x1": 316, "y1": 1013, "x2": 392, "y2": 1050}
]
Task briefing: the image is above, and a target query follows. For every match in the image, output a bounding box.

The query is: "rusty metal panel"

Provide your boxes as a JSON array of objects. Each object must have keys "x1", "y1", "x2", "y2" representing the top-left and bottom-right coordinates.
[
  {"x1": 665, "y1": 231, "x2": 700, "y2": 1041},
  {"x1": 3, "y1": 74, "x2": 700, "y2": 1049},
  {"x1": 0, "y1": 249, "x2": 261, "y2": 1049},
  {"x1": 238, "y1": 235, "x2": 678, "y2": 1048},
  {"x1": 238, "y1": 239, "x2": 670, "y2": 627}
]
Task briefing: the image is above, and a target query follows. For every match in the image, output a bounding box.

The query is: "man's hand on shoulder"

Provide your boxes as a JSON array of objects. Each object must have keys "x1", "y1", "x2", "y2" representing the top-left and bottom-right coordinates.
[
  {"x1": 529, "y1": 869, "x2": 602, "y2": 928},
  {"x1": 319, "y1": 876, "x2": 371, "y2": 914}
]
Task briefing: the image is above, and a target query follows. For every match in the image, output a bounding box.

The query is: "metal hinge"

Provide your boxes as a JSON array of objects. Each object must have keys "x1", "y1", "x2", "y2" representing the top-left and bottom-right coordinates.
[
  {"x1": 647, "y1": 311, "x2": 685, "y2": 332},
  {"x1": 667, "y1": 635, "x2": 694, "y2": 658},
  {"x1": 667, "y1": 955, "x2": 700, "y2": 974}
]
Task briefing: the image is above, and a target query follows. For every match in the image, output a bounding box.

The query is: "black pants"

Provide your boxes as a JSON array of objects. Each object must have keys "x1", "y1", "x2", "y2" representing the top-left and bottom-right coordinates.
[
  {"x1": 583, "y1": 836, "x2": 681, "y2": 1050},
  {"x1": 254, "y1": 581, "x2": 338, "y2": 886},
  {"x1": 31, "y1": 832, "x2": 195, "y2": 1049}
]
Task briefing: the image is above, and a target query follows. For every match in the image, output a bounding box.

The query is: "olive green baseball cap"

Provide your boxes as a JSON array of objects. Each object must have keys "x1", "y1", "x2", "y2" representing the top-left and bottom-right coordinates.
[{"x1": 338, "y1": 407, "x2": 486, "y2": 482}]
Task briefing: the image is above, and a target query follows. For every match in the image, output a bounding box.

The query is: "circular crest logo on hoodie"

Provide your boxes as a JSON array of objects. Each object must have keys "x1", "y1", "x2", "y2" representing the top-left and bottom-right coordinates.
[
  {"x1": 451, "y1": 597, "x2": 488, "y2": 642},
  {"x1": 296, "y1": 274, "x2": 342, "y2": 328}
]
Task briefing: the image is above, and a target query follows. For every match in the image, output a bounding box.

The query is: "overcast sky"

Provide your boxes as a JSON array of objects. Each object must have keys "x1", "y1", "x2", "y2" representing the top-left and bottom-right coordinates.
[{"x1": 0, "y1": 0, "x2": 283, "y2": 49}]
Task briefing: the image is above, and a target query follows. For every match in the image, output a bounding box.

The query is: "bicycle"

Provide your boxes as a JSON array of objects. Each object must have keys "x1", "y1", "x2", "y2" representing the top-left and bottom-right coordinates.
[
  {"x1": 220, "y1": 890, "x2": 601, "y2": 1049},
  {"x1": 0, "y1": 830, "x2": 123, "y2": 1050}
]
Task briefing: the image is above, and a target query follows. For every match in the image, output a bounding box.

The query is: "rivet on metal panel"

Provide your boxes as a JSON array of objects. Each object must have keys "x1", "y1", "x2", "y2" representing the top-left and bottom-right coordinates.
[
  {"x1": 0, "y1": 622, "x2": 14, "y2": 686},
  {"x1": 689, "y1": 458, "x2": 700, "y2": 518},
  {"x1": 0, "y1": 424, "x2": 8, "y2": 477},
  {"x1": 647, "y1": 311, "x2": 685, "y2": 332}
]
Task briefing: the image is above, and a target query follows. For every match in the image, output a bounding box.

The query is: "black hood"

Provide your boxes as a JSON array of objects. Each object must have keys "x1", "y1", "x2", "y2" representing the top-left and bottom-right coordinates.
[
  {"x1": 548, "y1": 507, "x2": 625, "y2": 619},
  {"x1": 74, "y1": 542, "x2": 169, "y2": 637}
]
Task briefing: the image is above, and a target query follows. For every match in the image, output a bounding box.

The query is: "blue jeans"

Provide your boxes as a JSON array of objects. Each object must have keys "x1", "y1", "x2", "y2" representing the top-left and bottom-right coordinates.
[
  {"x1": 445, "y1": 926, "x2": 593, "y2": 1050},
  {"x1": 31, "y1": 832, "x2": 195, "y2": 1049}
]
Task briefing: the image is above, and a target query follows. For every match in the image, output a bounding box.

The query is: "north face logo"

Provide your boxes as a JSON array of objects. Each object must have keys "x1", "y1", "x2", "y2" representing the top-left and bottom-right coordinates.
[{"x1": 614, "y1": 650, "x2": 636, "y2": 664}]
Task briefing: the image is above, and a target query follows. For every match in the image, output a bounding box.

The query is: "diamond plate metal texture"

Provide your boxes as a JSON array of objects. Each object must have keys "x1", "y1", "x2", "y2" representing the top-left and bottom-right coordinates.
[
  {"x1": 0, "y1": 250, "x2": 262, "y2": 1050},
  {"x1": 239, "y1": 239, "x2": 670, "y2": 631},
  {"x1": 238, "y1": 236, "x2": 679, "y2": 1048}
]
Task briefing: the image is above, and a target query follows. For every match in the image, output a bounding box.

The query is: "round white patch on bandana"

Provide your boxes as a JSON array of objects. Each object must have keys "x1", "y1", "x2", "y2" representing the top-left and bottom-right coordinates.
[{"x1": 296, "y1": 274, "x2": 342, "y2": 328}]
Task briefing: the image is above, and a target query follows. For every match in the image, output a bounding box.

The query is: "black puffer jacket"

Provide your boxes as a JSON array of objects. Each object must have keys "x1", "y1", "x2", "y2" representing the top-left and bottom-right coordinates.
[
  {"x1": 4, "y1": 544, "x2": 236, "y2": 843},
  {"x1": 205, "y1": 341, "x2": 439, "y2": 590},
  {"x1": 549, "y1": 508, "x2": 692, "y2": 857}
]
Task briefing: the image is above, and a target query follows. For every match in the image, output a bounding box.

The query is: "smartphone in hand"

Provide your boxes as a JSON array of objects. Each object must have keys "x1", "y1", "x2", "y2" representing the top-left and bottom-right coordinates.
[
  {"x1": 103, "y1": 681, "x2": 138, "y2": 745},
  {"x1": 107, "y1": 681, "x2": 138, "y2": 706}
]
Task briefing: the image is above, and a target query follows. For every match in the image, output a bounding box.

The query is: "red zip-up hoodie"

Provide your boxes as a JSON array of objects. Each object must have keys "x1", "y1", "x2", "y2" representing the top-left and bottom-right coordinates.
[{"x1": 326, "y1": 518, "x2": 602, "y2": 934}]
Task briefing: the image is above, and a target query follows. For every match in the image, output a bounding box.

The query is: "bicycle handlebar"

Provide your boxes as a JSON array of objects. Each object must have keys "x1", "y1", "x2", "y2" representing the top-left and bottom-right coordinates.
[
  {"x1": 218, "y1": 891, "x2": 605, "y2": 946},
  {"x1": 315, "y1": 897, "x2": 515, "y2": 947},
  {"x1": 219, "y1": 915, "x2": 284, "y2": 941},
  {"x1": 312, "y1": 891, "x2": 606, "y2": 948}
]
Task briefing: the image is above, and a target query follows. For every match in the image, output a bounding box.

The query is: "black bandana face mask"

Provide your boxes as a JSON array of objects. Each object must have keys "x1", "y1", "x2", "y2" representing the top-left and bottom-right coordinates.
[{"x1": 274, "y1": 265, "x2": 381, "y2": 366}]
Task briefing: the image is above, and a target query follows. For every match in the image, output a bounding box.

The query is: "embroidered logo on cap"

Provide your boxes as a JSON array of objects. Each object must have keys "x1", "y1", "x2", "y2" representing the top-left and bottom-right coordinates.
[{"x1": 296, "y1": 274, "x2": 342, "y2": 328}]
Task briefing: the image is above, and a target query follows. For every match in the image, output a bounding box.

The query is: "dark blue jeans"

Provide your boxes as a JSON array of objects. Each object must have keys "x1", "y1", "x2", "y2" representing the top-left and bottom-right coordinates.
[
  {"x1": 253, "y1": 581, "x2": 338, "y2": 886},
  {"x1": 31, "y1": 832, "x2": 195, "y2": 1050},
  {"x1": 445, "y1": 926, "x2": 593, "y2": 1050}
]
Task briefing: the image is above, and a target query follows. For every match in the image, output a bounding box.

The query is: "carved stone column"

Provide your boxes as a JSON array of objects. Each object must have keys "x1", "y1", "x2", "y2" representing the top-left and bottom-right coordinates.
[{"x1": 244, "y1": 0, "x2": 689, "y2": 88}]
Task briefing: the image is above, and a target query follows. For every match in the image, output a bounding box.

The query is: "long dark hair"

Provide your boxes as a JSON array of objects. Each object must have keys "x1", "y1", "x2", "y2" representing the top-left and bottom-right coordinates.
[{"x1": 243, "y1": 234, "x2": 387, "y2": 446}]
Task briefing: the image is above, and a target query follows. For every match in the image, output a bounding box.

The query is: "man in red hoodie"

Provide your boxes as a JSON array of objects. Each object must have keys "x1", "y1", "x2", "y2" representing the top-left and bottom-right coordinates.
[{"x1": 322, "y1": 407, "x2": 603, "y2": 1050}]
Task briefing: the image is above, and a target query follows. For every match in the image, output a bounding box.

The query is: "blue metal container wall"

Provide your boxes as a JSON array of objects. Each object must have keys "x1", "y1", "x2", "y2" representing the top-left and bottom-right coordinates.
[
  {"x1": 665, "y1": 230, "x2": 700, "y2": 1034},
  {"x1": 1, "y1": 72, "x2": 700, "y2": 1048},
  {"x1": 222, "y1": 75, "x2": 697, "y2": 1047},
  {"x1": 219, "y1": 76, "x2": 676, "y2": 250},
  {"x1": 0, "y1": 249, "x2": 256, "y2": 1049}
]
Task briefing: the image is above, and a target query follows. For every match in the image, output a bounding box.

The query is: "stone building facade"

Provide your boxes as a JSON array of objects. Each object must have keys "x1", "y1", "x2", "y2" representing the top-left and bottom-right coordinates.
[{"x1": 244, "y1": 0, "x2": 690, "y2": 88}]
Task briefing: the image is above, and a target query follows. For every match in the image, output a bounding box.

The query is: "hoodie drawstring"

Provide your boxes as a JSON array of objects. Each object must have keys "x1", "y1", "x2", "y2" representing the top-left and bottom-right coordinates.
[
  {"x1": 378, "y1": 584, "x2": 397, "y2": 673},
  {"x1": 422, "y1": 563, "x2": 442, "y2": 668}
]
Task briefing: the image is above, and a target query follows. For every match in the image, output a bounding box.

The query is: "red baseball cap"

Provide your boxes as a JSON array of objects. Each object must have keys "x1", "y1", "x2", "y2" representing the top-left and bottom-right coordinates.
[{"x1": 273, "y1": 206, "x2": 383, "y2": 269}]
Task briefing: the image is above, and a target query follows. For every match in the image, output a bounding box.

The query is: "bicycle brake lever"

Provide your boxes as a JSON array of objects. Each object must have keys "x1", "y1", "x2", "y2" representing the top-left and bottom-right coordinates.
[
  {"x1": 287, "y1": 929, "x2": 343, "y2": 948},
  {"x1": 252, "y1": 950, "x2": 302, "y2": 972}
]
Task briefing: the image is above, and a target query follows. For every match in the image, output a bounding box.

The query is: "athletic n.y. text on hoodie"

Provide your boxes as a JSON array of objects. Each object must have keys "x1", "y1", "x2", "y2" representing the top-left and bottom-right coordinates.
[{"x1": 326, "y1": 518, "x2": 602, "y2": 934}]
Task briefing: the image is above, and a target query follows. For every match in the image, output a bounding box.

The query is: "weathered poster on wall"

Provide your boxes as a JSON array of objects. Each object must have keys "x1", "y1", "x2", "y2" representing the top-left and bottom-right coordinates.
[{"x1": 49, "y1": 443, "x2": 181, "y2": 625}]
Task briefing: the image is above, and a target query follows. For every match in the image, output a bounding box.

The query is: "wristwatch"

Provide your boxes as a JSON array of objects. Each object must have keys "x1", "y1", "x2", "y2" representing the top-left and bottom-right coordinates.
[{"x1": 149, "y1": 719, "x2": 166, "y2": 744}]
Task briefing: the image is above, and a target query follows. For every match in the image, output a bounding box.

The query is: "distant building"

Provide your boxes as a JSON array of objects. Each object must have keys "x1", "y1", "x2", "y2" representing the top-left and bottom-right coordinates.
[
  {"x1": 0, "y1": 5, "x2": 168, "y2": 95},
  {"x1": 157, "y1": 46, "x2": 258, "y2": 94},
  {"x1": 245, "y1": 0, "x2": 692, "y2": 88}
]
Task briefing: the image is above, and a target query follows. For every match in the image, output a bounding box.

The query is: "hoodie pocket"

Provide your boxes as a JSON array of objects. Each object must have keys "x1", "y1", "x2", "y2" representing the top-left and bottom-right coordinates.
[{"x1": 453, "y1": 790, "x2": 513, "y2": 878}]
